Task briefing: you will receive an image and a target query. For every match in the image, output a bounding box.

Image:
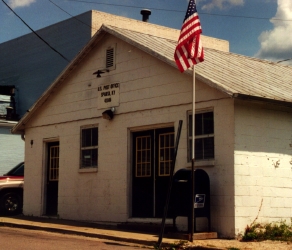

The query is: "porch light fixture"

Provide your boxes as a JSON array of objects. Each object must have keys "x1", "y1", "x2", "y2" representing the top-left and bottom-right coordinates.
[
  {"x1": 102, "y1": 107, "x2": 115, "y2": 120},
  {"x1": 93, "y1": 69, "x2": 109, "y2": 78}
]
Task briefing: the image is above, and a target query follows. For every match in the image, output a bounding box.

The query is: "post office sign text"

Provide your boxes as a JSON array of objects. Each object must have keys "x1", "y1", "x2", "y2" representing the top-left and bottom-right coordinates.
[{"x1": 97, "y1": 83, "x2": 120, "y2": 109}]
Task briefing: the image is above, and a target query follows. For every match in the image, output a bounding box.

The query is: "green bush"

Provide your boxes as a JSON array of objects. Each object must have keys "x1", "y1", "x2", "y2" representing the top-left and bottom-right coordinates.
[{"x1": 242, "y1": 219, "x2": 292, "y2": 242}]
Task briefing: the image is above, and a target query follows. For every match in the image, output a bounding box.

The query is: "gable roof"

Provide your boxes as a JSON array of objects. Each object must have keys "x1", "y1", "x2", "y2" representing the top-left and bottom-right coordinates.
[
  {"x1": 105, "y1": 25, "x2": 292, "y2": 100},
  {"x1": 12, "y1": 24, "x2": 292, "y2": 133}
]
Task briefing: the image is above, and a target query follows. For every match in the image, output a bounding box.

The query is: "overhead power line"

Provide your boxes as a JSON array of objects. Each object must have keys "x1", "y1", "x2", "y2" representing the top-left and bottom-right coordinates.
[
  {"x1": 50, "y1": 0, "x2": 292, "y2": 65},
  {"x1": 277, "y1": 58, "x2": 292, "y2": 63},
  {"x1": 67, "y1": 0, "x2": 292, "y2": 22},
  {"x1": 68, "y1": 0, "x2": 175, "y2": 12},
  {"x1": 1, "y1": 0, "x2": 70, "y2": 62},
  {"x1": 49, "y1": 0, "x2": 96, "y2": 30}
]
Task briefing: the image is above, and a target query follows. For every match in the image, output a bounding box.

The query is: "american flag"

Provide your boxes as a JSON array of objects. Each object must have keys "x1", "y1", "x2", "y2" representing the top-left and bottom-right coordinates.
[{"x1": 174, "y1": 0, "x2": 204, "y2": 72}]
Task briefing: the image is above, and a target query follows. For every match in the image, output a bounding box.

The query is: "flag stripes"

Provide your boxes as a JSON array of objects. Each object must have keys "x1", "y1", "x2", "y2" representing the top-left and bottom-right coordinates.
[{"x1": 174, "y1": 0, "x2": 204, "y2": 72}]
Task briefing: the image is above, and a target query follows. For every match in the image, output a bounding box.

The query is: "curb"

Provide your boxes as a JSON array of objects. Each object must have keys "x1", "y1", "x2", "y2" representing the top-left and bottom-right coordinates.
[{"x1": 0, "y1": 219, "x2": 161, "y2": 247}]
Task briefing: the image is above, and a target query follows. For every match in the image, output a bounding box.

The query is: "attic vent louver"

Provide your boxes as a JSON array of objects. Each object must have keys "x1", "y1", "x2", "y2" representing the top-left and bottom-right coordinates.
[{"x1": 106, "y1": 47, "x2": 114, "y2": 69}]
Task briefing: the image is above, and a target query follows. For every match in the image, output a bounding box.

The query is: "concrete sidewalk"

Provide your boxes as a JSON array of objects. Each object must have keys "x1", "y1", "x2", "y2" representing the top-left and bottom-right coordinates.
[
  {"x1": 0, "y1": 215, "x2": 188, "y2": 247},
  {"x1": 2, "y1": 216, "x2": 289, "y2": 250}
]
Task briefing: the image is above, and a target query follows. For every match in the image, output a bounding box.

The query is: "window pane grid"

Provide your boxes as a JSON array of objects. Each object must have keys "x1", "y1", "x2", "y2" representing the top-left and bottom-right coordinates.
[
  {"x1": 188, "y1": 111, "x2": 214, "y2": 161},
  {"x1": 136, "y1": 136, "x2": 151, "y2": 177},
  {"x1": 81, "y1": 127, "x2": 98, "y2": 168},
  {"x1": 159, "y1": 132, "x2": 174, "y2": 176}
]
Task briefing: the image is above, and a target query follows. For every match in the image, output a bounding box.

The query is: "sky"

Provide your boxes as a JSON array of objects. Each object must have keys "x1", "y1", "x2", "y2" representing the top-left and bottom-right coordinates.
[{"x1": 0, "y1": 0, "x2": 292, "y2": 65}]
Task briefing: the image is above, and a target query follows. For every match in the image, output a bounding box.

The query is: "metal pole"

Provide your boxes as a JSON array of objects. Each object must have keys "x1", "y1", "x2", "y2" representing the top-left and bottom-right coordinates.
[{"x1": 190, "y1": 66, "x2": 196, "y2": 242}]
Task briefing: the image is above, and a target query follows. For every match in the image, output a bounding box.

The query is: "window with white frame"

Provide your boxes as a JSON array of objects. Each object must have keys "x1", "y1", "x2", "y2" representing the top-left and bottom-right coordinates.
[
  {"x1": 80, "y1": 126, "x2": 98, "y2": 168},
  {"x1": 188, "y1": 110, "x2": 214, "y2": 161}
]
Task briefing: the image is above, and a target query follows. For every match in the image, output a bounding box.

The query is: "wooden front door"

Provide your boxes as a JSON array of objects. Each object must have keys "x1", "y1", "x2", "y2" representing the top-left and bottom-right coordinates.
[
  {"x1": 132, "y1": 127, "x2": 174, "y2": 218},
  {"x1": 45, "y1": 141, "x2": 59, "y2": 215}
]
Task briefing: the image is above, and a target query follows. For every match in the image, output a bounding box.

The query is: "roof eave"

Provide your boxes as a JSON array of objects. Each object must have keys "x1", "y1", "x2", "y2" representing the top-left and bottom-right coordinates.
[{"x1": 233, "y1": 93, "x2": 292, "y2": 108}]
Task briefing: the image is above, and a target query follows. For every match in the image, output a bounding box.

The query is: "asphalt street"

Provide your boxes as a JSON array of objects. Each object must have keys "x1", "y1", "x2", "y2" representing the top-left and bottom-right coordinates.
[{"x1": 0, "y1": 226, "x2": 149, "y2": 250}]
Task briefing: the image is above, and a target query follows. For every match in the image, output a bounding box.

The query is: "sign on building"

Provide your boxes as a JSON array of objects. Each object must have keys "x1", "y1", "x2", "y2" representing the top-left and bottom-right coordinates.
[{"x1": 97, "y1": 83, "x2": 120, "y2": 109}]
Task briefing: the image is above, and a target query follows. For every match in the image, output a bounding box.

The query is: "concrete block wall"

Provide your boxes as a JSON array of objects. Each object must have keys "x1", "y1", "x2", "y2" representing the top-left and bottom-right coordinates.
[
  {"x1": 21, "y1": 128, "x2": 45, "y2": 216},
  {"x1": 234, "y1": 100, "x2": 292, "y2": 236},
  {"x1": 23, "y1": 34, "x2": 236, "y2": 237},
  {"x1": 183, "y1": 97, "x2": 235, "y2": 237},
  {"x1": 23, "y1": 35, "x2": 192, "y2": 218},
  {"x1": 24, "y1": 100, "x2": 236, "y2": 228}
]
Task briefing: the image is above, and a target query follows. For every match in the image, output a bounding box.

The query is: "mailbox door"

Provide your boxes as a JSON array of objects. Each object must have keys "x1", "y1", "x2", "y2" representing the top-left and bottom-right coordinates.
[{"x1": 132, "y1": 127, "x2": 174, "y2": 218}]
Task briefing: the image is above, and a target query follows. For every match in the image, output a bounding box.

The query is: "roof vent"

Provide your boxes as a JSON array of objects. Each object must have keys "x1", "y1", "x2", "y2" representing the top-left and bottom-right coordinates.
[
  {"x1": 140, "y1": 9, "x2": 151, "y2": 22},
  {"x1": 106, "y1": 47, "x2": 114, "y2": 68}
]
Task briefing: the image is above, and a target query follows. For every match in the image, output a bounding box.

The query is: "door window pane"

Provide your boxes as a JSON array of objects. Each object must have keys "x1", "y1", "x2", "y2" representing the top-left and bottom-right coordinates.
[
  {"x1": 49, "y1": 145, "x2": 59, "y2": 181},
  {"x1": 136, "y1": 136, "x2": 151, "y2": 177},
  {"x1": 159, "y1": 132, "x2": 174, "y2": 176}
]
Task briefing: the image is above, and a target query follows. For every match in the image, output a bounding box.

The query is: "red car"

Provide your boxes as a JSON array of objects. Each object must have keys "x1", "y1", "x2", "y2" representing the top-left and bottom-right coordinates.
[{"x1": 0, "y1": 162, "x2": 24, "y2": 215}]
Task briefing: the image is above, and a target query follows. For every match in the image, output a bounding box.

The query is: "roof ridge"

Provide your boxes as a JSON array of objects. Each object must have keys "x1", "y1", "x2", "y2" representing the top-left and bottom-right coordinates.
[
  {"x1": 92, "y1": 9, "x2": 180, "y2": 31},
  {"x1": 103, "y1": 24, "x2": 178, "y2": 42}
]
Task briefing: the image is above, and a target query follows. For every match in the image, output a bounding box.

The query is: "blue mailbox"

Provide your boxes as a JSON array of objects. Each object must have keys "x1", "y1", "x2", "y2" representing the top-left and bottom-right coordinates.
[{"x1": 169, "y1": 168, "x2": 211, "y2": 232}]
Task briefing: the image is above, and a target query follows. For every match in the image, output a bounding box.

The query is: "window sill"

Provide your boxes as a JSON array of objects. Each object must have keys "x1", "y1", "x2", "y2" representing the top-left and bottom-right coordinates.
[
  {"x1": 187, "y1": 159, "x2": 215, "y2": 168},
  {"x1": 79, "y1": 168, "x2": 98, "y2": 173}
]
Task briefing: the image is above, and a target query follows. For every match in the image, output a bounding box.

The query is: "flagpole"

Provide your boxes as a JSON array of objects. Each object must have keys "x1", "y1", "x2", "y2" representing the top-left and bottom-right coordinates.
[
  {"x1": 173, "y1": 0, "x2": 203, "y2": 241},
  {"x1": 191, "y1": 65, "x2": 195, "y2": 242}
]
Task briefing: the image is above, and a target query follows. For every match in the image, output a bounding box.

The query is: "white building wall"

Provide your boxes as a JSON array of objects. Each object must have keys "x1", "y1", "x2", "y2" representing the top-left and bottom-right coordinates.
[
  {"x1": 204, "y1": 99, "x2": 236, "y2": 237},
  {"x1": 234, "y1": 100, "x2": 292, "y2": 236},
  {"x1": 23, "y1": 35, "x2": 236, "y2": 236},
  {"x1": 0, "y1": 124, "x2": 24, "y2": 175}
]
